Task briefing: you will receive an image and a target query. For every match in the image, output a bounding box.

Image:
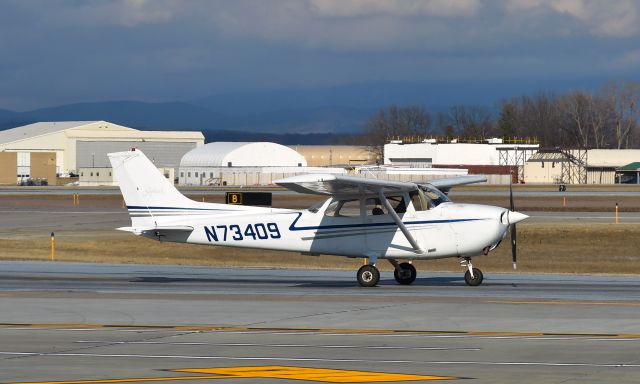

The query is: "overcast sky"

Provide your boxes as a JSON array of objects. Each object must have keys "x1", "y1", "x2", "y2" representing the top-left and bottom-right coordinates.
[{"x1": 1, "y1": 0, "x2": 639, "y2": 110}]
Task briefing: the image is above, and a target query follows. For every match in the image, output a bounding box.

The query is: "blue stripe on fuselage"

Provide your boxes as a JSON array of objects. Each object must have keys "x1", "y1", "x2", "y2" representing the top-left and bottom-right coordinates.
[
  {"x1": 287, "y1": 212, "x2": 485, "y2": 231},
  {"x1": 127, "y1": 205, "x2": 233, "y2": 211}
]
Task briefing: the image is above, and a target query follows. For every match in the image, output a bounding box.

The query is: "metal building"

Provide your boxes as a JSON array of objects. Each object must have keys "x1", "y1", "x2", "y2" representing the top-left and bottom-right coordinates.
[
  {"x1": 0, "y1": 121, "x2": 204, "y2": 177},
  {"x1": 524, "y1": 149, "x2": 640, "y2": 184},
  {"x1": 383, "y1": 138, "x2": 539, "y2": 184}
]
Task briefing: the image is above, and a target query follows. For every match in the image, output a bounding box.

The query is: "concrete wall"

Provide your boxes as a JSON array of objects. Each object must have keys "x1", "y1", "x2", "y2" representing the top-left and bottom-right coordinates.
[
  {"x1": 291, "y1": 145, "x2": 374, "y2": 166},
  {"x1": 80, "y1": 167, "x2": 174, "y2": 186},
  {"x1": 30, "y1": 152, "x2": 57, "y2": 184},
  {"x1": 587, "y1": 149, "x2": 640, "y2": 167},
  {"x1": 0, "y1": 152, "x2": 17, "y2": 184},
  {"x1": 179, "y1": 167, "x2": 346, "y2": 186},
  {"x1": 384, "y1": 142, "x2": 538, "y2": 166},
  {"x1": 0, "y1": 133, "x2": 67, "y2": 172}
]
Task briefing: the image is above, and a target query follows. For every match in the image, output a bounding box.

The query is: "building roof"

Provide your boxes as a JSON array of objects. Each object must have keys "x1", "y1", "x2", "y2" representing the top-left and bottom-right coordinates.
[
  {"x1": 180, "y1": 142, "x2": 308, "y2": 168},
  {"x1": 0, "y1": 120, "x2": 203, "y2": 145},
  {"x1": 617, "y1": 162, "x2": 640, "y2": 171},
  {"x1": 0, "y1": 121, "x2": 100, "y2": 144},
  {"x1": 527, "y1": 151, "x2": 569, "y2": 162}
]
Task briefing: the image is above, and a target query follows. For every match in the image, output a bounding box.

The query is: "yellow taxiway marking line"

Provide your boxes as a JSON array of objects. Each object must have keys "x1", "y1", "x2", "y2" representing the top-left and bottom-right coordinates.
[
  {"x1": 489, "y1": 300, "x2": 640, "y2": 307},
  {"x1": 1, "y1": 323, "x2": 639, "y2": 339},
  {"x1": 10, "y1": 366, "x2": 456, "y2": 384}
]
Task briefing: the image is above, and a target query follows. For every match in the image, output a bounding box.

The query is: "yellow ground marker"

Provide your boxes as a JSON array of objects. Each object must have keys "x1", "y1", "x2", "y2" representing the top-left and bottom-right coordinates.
[
  {"x1": 178, "y1": 366, "x2": 454, "y2": 382},
  {"x1": 11, "y1": 366, "x2": 456, "y2": 384}
]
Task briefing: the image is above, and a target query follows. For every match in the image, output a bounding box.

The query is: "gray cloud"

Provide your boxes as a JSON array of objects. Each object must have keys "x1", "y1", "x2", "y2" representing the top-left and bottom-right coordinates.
[{"x1": 0, "y1": 0, "x2": 638, "y2": 110}]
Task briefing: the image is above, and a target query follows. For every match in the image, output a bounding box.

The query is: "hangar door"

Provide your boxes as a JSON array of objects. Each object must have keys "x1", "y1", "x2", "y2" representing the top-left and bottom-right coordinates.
[{"x1": 76, "y1": 141, "x2": 197, "y2": 170}]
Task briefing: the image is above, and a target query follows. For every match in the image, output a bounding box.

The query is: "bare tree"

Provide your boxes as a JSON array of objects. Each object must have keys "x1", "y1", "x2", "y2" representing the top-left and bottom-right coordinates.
[
  {"x1": 587, "y1": 92, "x2": 613, "y2": 149},
  {"x1": 363, "y1": 105, "x2": 432, "y2": 162},
  {"x1": 602, "y1": 81, "x2": 640, "y2": 149},
  {"x1": 498, "y1": 92, "x2": 562, "y2": 146},
  {"x1": 447, "y1": 105, "x2": 495, "y2": 138},
  {"x1": 559, "y1": 90, "x2": 591, "y2": 148}
]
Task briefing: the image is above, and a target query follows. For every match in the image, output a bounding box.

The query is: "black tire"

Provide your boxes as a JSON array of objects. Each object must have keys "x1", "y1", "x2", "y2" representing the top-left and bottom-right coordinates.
[
  {"x1": 393, "y1": 262, "x2": 417, "y2": 285},
  {"x1": 464, "y1": 268, "x2": 483, "y2": 286},
  {"x1": 357, "y1": 264, "x2": 380, "y2": 287}
]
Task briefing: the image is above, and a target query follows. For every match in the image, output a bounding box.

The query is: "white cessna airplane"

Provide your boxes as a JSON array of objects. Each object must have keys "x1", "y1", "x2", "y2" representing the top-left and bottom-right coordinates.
[{"x1": 109, "y1": 149, "x2": 528, "y2": 287}]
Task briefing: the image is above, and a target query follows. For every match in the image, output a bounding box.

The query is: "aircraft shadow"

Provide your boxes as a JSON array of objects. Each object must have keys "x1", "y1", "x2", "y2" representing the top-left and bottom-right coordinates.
[{"x1": 132, "y1": 275, "x2": 466, "y2": 288}]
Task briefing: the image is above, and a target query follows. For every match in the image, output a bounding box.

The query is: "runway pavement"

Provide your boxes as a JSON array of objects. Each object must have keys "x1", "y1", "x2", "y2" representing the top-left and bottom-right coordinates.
[
  {"x1": 2, "y1": 206, "x2": 640, "y2": 235},
  {"x1": 0, "y1": 261, "x2": 639, "y2": 383},
  {"x1": 2, "y1": 188, "x2": 640, "y2": 382}
]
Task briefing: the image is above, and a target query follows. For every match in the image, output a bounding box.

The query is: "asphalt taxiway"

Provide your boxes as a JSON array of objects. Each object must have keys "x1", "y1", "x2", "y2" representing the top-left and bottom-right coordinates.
[
  {"x1": 0, "y1": 261, "x2": 639, "y2": 383},
  {"x1": 2, "y1": 205, "x2": 640, "y2": 235}
]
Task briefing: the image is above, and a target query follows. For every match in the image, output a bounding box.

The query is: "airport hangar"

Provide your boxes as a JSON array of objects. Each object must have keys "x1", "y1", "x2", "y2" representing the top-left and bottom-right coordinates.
[
  {"x1": 0, "y1": 121, "x2": 204, "y2": 185},
  {"x1": 179, "y1": 142, "x2": 347, "y2": 186}
]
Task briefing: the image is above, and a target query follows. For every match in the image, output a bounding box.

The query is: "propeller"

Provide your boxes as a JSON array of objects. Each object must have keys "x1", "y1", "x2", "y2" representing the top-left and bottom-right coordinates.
[{"x1": 509, "y1": 172, "x2": 517, "y2": 270}]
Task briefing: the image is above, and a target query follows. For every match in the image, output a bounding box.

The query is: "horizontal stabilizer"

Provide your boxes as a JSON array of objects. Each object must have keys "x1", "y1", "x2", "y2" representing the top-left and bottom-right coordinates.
[{"x1": 117, "y1": 226, "x2": 194, "y2": 235}]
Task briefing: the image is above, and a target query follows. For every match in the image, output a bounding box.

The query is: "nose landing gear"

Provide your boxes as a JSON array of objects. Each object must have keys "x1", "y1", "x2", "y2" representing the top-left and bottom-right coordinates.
[
  {"x1": 388, "y1": 259, "x2": 417, "y2": 285},
  {"x1": 461, "y1": 257, "x2": 484, "y2": 286}
]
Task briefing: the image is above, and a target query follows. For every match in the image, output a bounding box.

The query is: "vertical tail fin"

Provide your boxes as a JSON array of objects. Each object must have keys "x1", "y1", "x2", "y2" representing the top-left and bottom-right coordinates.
[
  {"x1": 109, "y1": 149, "x2": 263, "y2": 230},
  {"x1": 108, "y1": 149, "x2": 191, "y2": 227}
]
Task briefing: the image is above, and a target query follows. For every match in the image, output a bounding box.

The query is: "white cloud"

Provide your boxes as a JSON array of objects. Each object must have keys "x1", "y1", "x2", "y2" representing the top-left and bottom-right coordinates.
[
  {"x1": 117, "y1": 0, "x2": 176, "y2": 27},
  {"x1": 46, "y1": 0, "x2": 181, "y2": 28},
  {"x1": 310, "y1": 0, "x2": 481, "y2": 18},
  {"x1": 613, "y1": 49, "x2": 640, "y2": 69},
  {"x1": 508, "y1": 0, "x2": 640, "y2": 37}
]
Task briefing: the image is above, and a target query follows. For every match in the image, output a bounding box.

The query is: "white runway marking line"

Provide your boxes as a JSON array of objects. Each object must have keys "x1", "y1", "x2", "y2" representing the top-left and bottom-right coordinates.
[
  {"x1": 2, "y1": 328, "x2": 639, "y2": 342},
  {"x1": 0, "y1": 210, "x2": 122, "y2": 214},
  {"x1": 73, "y1": 340, "x2": 481, "y2": 351},
  {"x1": 187, "y1": 330, "x2": 640, "y2": 342},
  {"x1": 0, "y1": 351, "x2": 638, "y2": 368}
]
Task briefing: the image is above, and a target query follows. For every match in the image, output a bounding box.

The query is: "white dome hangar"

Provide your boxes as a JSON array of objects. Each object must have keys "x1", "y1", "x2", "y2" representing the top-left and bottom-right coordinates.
[
  {"x1": 178, "y1": 142, "x2": 331, "y2": 186},
  {"x1": 180, "y1": 142, "x2": 307, "y2": 168}
]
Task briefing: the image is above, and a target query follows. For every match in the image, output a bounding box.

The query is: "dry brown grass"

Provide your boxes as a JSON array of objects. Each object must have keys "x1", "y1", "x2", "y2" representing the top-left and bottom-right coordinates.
[{"x1": 2, "y1": 223, "x2": 639, "y2": 274}]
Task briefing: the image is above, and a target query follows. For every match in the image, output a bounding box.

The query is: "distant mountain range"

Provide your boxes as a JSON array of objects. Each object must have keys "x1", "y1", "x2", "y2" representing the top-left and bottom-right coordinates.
[
  {"x1": 0, "y1": 81, "x2": 504, "y2": 144},
  {"x1": 0, "y1": 101, "x2": 372, "y2": 144}
]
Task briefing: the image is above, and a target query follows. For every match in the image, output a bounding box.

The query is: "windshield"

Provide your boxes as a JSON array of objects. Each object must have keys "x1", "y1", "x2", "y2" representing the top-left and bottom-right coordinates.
[{"x1": 419, "y1": 185, "x2": 451, "y2": 208}]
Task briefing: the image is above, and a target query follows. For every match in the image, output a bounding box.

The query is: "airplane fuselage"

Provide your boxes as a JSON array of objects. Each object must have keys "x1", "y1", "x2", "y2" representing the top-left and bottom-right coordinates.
[{"x1": 140, "y1": 201, "x2": 508, "y2": 260}]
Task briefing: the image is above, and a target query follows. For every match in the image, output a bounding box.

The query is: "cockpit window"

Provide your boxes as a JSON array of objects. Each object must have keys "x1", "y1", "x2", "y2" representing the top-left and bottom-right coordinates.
[
  {"x1": 365, "y1": 198, "x2": 387, "y2": 216},
  {"x1": 324, "y1": 199, "x2": 361, "y2": 217},
  {"x1": 420, "y1": 185, "x2": 451, "y2": 208}
]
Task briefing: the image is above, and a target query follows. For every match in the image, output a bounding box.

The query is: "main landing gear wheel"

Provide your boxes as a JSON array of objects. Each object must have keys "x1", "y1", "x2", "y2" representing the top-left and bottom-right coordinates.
[
  {"x1": 393, "y1": 262, "x2": 417, "y2": 285},
  {"x1": 357, "y1": 264, "x2": 380, "y2": 287},
  {"x1": 464, "y1": 268, "x2": 484, "y2": 286}
]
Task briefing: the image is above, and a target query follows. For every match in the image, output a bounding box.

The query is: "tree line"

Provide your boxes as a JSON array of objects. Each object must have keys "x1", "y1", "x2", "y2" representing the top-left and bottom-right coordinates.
[{"x1": 362, "y1": 80, "x2": 640, "y2": 159}]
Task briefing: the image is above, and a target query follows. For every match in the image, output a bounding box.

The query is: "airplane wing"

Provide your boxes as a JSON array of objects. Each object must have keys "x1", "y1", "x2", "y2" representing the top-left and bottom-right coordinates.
[
  {"x1": 426, "y1": 175, "x2": 487, "y2": 194},
  {"x1": 275, "y1": 174, "x2": 417, "y2": 196}
]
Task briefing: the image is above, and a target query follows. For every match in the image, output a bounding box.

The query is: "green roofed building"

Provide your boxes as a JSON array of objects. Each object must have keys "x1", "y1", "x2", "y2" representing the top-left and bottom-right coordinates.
[{"x1": 616, "y1": 162, "x2": 640, "y2": 184}]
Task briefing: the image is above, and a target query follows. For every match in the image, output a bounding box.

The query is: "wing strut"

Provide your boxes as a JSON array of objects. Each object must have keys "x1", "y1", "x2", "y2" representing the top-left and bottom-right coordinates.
[{"x1": 378, "y1": 190, "x2": 424, "y2": 254}]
